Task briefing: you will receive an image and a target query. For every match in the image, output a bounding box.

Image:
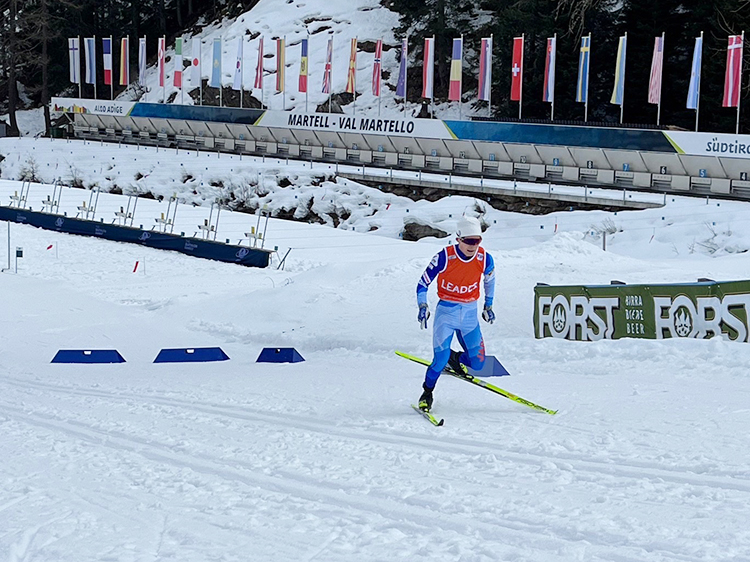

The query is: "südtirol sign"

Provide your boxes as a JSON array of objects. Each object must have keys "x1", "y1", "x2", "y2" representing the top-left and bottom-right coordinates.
[{"x1": 534, "y1": 280, "x2": 750, "y2": 341}]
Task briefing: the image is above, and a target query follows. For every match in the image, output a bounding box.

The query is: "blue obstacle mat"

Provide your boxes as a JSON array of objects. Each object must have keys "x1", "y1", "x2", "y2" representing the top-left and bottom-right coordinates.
[
  {"x1": 468, "y1": 356, "x2": 511, "y2": 377},
  {"x1": 154, "y1": 347, "x2": 230, "y2": 363},
  {"x1": 51, "y1": 349, "x2": 126, "y2": 364},
  {"x1": 256, "y1": 347, "x2": 305, "y2": 363}
]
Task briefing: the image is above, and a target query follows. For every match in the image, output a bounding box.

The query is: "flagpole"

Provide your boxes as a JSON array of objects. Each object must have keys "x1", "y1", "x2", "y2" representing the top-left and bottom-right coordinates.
[
  {"x1": 181, "y1": 37, "x2": 185, "y2": 106},
  {"x1": 378, "y1": 37, "x2": 382, "y2": 117},
  {"x1": 328, "y1": 32, "x2": 333, "y2": 115},
  {"x1": 519, "y1": 33, "x2": 524, "y2": 120},
  {"x1": 585, "y1": 33, "x2": 591, "y2": 123},
  {"x1": 737, "y1": 30, "x2": 745, "y2": 134},
  {"x1": 141, "y1": 36, "x2": 146, "y2": 102},
  {"x1": 488, "y1": 34, "x2": 493, "y2": 118},
  {"x1": 459, "y1": 34, "x2": 463, "y2": 121},
  {"x1": 219, "y1": 36, "x2": 223, "y2": 108},
  {"x1": 109, "y1": 36, "x2": 114, "y2": 100},
  {"x1": 656, "y1": 32, "x2": 664, "y2": 126},
  {"x1": 404, "y1": 35, "x2": 408, "y2": 115},
  {"x1": 696, "y1": 31, "x2": 702, "y2": 132},
  {"x1": 620, "y1": 32, "x2": 627, "y2": 124},
  {"x1": 431, "y1": 35, "x2": 435, "y2": 119},
  {"x1": 240, "y1": 37, "x2": 244, "y2": 109},
  {"x1": 306, "y1": 32, "x2": 310, "y2": 114},
  {"x1": 283, "y1": 35, "x2": 286, "y2": 111},
  {"x1": 78, "y1": 35, "x2": 82, "y2": 98},
  {"x1": 93, "y1": 35, "x2": 98, "y2": 100},
  {"x1": 551, "y1": 33, "x2": 556, "y2": 121}
]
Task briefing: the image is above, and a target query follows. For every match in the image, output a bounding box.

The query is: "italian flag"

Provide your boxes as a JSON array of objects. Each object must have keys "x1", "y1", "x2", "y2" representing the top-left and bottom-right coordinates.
[{"x1": 174, "y1": 38, "x2": 183, "y2": 88}]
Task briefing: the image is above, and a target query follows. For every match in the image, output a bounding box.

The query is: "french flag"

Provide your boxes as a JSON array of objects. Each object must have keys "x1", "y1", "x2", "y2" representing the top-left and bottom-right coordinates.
[{"x1": 102, "y1": 37, "x2": 112, "y2": 85}]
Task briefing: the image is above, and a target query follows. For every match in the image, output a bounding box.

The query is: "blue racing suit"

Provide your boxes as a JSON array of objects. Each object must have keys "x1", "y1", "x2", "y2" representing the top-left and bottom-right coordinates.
[{"x1": 417, "y1": 245, "x2": 495, "y2": 389}]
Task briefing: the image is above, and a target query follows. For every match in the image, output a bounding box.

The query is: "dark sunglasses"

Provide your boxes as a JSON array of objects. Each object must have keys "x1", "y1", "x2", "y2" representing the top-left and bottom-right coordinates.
[{"x1": 460, "y1": 237, "x2": 482, "y2": 246}]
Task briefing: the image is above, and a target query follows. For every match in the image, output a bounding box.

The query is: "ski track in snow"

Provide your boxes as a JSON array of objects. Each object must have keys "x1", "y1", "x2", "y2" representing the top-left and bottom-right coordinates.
[{"x1": 3, "y1": 366, "x2": 750, "y2": 561}]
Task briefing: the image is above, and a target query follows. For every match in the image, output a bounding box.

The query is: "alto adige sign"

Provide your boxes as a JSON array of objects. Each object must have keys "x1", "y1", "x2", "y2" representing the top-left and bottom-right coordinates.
[{"x1": 534, "y1": 280, "x2": 750, "y2": 342}]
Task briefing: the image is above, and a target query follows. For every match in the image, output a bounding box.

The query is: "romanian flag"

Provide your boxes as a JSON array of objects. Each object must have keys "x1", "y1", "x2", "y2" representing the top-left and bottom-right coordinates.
[
  {"x1": 119, "y1": 37, "x2": 129, "y2": 86},
  {"x1": 299, "y1": 39, "x2": 308, "y2": 93},
  {"x1": 448, "y1": 37, "x2": 462, "y2": 101},
  {"x1": 345, "y1": 38, "x2": 357, "y2": 94},
  {"x1": 276, "y1": 37, "x2": 285, "y2": 92}
]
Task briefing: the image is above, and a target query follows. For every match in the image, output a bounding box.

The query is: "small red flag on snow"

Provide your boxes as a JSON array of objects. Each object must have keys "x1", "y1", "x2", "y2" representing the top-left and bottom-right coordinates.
[{"x1": 47, "y1": 244, "x2": 54, "y2": 250}]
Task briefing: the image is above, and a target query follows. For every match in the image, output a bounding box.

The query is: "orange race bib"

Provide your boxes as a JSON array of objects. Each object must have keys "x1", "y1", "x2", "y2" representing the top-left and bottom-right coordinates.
[{"x1": 436, "y1": 245, "x2": 485, "y2": 303}]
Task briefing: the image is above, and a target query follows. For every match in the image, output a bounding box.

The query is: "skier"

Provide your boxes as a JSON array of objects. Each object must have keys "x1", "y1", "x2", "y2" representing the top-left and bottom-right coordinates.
[{"x1": 416, "y1": 216, "x2": 496, "y2": 411}]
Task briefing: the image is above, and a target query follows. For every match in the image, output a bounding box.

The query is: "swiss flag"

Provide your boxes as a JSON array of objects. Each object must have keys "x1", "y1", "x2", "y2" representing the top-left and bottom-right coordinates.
[{"x1": 510, "y1": 36, "x2": 524, "y2": 101}]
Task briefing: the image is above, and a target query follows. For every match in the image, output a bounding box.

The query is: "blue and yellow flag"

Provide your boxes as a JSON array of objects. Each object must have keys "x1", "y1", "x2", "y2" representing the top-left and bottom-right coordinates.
[
  {"x1": 576, "y1": 35, "x2": 591, "y2": 103},
  {"x1": 610, "y1": 34, "x2": 627, "y2": 105}
]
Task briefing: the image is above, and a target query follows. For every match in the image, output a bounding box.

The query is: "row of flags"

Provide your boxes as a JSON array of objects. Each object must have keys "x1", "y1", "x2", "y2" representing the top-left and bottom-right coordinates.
[{"x1": 68, "y1": 32, "x2": 745, "y2": 117}]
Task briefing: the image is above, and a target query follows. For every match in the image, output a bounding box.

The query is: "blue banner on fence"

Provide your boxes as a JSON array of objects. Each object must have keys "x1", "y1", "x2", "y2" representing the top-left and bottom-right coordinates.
[{"x1": 0, "y1": 207, "x2": 271, "y2": 268}]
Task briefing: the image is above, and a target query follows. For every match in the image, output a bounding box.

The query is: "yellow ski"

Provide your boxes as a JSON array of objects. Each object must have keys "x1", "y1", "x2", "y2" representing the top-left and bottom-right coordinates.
[{"x1": 396, "y1": 350, "x2": 557, "y2": 415}]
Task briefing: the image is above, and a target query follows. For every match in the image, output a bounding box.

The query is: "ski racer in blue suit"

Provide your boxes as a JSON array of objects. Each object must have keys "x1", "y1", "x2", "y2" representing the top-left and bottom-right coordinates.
[{"x1": 416, "y1": 216, "x2": 496, "y2": 411}]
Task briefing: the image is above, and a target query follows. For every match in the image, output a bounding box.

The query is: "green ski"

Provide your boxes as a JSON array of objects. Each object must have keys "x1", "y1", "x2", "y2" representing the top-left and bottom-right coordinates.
[
  {"x1": 397, "y1": 350, "x2": 557, "y2": 415},
  {"x1": 411, "y1": 404, "x2": 445, "y2": 426}
]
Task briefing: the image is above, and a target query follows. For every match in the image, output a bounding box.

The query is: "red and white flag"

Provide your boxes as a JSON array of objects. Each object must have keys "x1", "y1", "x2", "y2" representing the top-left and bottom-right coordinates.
[
  {"x1": 723, "y1": 34, "x2": 744, "y2": 108},
  {"x1": 511, "y1": 36, "x2": 523, "y2": 101},
  {"x1": 372, "y1": 39, "x2": 382, "y2": 96},
  {"x1": 422, "y1": 37, "x2": 435, "y2": 99},
  {"x1": 648, "y1": 35, "x2": 664, "y2": 104},
  {"x1": 191, "y1": 39, "x2": 201, "y2": 85},
  {"x1": 254, "y1": 37, "x2": 264, "y2": 89},
  {"x1": 158, "y1": 37, "x2": 166, "y2": 87}
]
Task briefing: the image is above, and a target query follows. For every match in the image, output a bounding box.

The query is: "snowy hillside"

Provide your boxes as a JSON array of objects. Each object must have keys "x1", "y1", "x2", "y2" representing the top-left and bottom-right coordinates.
[
  {"x1": 138, "y1": 0, "x2": 418, "y2": 116},
  {"x1": 3, "y1": 134, "x2": 750, "y2": 560}
]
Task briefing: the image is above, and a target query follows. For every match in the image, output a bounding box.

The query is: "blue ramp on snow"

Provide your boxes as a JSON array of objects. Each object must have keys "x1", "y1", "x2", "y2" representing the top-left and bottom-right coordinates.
[
  {"x1": 51, "y1": 349, "x2": 126, "y2": 364},
  {"x1": 154, "y1": 347, "x2": 230, "y2": 363},
  {"x1": 256, "y1": 347, "x2": 305, "y2": 363},
  {"x1": 468, "y1": 355, "x2": 510, "y2": 378}
]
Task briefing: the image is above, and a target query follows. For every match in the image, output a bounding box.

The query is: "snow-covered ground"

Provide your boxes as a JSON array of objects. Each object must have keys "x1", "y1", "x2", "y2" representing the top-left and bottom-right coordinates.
[{"x1": 3, "y1": 135, "x2": 750, "y2": 561}]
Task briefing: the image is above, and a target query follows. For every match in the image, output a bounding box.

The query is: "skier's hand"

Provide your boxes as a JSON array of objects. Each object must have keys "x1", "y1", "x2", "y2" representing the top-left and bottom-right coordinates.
[
  {"x1": 418, "y1": 303, "x2": 430, "y2": 329},
  {"x1": 482, "y1": 304, "x2": 495, "y2": 324}
]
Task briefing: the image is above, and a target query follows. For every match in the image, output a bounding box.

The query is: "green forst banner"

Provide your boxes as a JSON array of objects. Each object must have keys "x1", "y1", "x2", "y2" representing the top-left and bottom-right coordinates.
[{"x1": 534, "y1": 280, "x2": 750, "y2": 342}]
